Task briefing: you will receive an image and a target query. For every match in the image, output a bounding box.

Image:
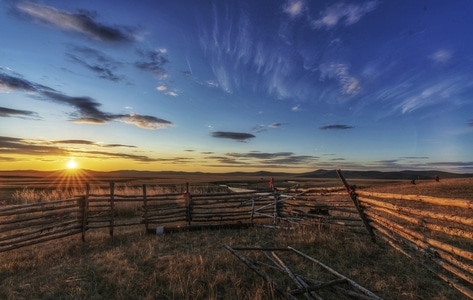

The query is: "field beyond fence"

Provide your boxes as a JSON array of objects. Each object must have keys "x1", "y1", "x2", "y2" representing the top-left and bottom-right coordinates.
[{"x1": 0, "y1": 171, "x2": 472, "y2": 299}]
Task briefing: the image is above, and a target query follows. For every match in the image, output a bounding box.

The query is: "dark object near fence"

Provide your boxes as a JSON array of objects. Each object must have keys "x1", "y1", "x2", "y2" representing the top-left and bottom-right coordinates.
[{"x1": 308, "y1": 206, "x2": 330, "y2": 216}]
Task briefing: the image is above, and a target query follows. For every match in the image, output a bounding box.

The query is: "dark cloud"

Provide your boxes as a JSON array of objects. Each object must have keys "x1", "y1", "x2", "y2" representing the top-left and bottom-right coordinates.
[
  {"x1": 269, "y1": 123, "x2": 286, "y2": 128},
  {"x1": 135, "y1": 49, "x2": 169, "y2": 77},
  {"x1": 319, "y1": 124, "x2": 354, "y2": 130},
  {"x1": 76, "y1": 150, "x2": 156, "y2": 162},
  {"x1": 66, "y1": 46, "x2": 124, "y2": 81},
  {"x1": 469, "y1": 120, "x2": 473, "y2": 127},
  {"x1": 0, "y1": 136, "x2": 68, "y2": 156},
  {"x1": 0, "y1": 106, "x2": 39, "y2": 119},
  {"x1": 55, "y1": 139, "x2": 96, "y2": 145},
  {"x1": 16, "y1": 1, "x2": 137, "y2": 42},
  {"x1": 53, "y1": 140, "x2": 137, "y2": 148},
  {"x1": 212, "y1": 131, "x2": 255, "y2": 141},
  {"x1": 0, "y1": 136, "x2": 151, "y2": 163},
  {"x1": 205, "y1": 151, "x2": 318, "y2": 167},
  {"x1": 0, "y1": 156, "x2": 16, "y2": 162},
  {"x1": 228, "y1": 151, "x2": 294, "y2": 160},
  {"x1": 0, "y1": 71, "x2": 173, "y2": 130},
  {"x1": 0, "y1": 72, "x2": 50, "y2": 92},
  {"x1": 103, "y1": 143, "x2": 137, "y2": 148},
  {"x1": 41, "y1": 90, "x2": 112, "y2": 123}
]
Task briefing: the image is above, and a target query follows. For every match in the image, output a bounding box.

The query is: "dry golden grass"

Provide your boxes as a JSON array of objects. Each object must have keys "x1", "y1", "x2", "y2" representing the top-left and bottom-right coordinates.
[
  {"x1": 361, "y1": 177, "x2": 473, "y2": 200},
  {"x1": 0, "y1": 224, "x2": 466, "y2": 300}
]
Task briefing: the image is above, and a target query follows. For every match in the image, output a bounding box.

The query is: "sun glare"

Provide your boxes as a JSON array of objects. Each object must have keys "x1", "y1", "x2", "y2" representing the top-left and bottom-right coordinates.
[{"x1": 66, "y1": 158, "x2": 78, "y2": 170}]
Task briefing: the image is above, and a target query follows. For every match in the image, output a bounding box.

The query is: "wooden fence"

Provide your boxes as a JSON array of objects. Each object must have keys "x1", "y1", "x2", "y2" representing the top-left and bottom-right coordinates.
[
  {"x1": 0, "y1": 197, "x2": 84, "y2": 252},
  {"x1": 335, "y1": 170, "x2": 473, "y2": 300},
  {"x1": 354, "y1": 190, "x2": 473, "y2": 299},
  {"x1": 0, "y1": 182, "x2": 361, "y2": 252},
  {"x1": 1, "y1": 176, "x2": 472, "y2": 298}
]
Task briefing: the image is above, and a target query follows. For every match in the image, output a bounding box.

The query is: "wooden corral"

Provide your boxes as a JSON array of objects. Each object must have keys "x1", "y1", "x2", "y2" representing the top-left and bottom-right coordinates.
[{"x1": 1, "y1": 172, "x2": 472, "y2": 299}]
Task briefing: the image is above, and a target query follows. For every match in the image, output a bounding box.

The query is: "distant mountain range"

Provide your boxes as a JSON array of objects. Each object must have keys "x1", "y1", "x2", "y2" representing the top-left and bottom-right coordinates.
[
  {"x1": 1, "y1": 169, "x2": 472, "y2": 181},
  {"x1": 296, "y1": 169, "x2": 473, "y2": 180}
]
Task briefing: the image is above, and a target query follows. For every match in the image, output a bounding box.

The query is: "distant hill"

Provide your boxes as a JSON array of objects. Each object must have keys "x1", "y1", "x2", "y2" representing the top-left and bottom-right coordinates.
[
  {"x1": 1, "y1": 169, "x2": 472, "y2": 181},
  {"x1": 297, "y1": 169, "x2": 473, "y2": 180}
]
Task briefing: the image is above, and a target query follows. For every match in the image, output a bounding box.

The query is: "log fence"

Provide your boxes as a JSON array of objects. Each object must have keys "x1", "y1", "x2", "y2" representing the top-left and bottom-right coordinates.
[
  {"x1": 1, "y1": 173, "x2": 472, "y2": 298},
  {"x1": 336, "y1": 170, "x2": 473, "y2": 300}
]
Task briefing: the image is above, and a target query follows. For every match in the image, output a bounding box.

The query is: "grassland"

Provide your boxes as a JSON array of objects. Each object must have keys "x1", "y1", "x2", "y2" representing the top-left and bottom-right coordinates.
[{"x1": 0, "y1": 171, "x2": 471, "y2": 299}]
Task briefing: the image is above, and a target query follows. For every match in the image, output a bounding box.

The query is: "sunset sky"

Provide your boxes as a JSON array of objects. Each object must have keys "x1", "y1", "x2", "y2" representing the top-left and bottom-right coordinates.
[{"x1": 1, "y1": 0, "x2": 472, "y2": 173}]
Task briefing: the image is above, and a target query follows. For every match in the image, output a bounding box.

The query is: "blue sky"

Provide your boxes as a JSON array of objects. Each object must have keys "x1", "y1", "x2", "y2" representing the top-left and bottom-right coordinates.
[{"x1": 1, "y1": 0, "x2": 472, "y2": 173}]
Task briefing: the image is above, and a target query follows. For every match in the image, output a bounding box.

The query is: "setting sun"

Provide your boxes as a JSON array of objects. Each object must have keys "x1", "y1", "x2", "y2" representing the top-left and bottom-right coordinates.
[{"x1": 66, "y1": 158, "x2": 78, "y2": 170}]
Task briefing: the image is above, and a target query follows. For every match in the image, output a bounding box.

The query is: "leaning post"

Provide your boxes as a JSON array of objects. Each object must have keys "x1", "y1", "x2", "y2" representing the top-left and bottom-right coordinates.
[
  {"x1": 272, "y1": 182, "x2": 280, "y2": 225},
  {"x1": 336, "y1": 169, "x2": 376, "y2": 242}
]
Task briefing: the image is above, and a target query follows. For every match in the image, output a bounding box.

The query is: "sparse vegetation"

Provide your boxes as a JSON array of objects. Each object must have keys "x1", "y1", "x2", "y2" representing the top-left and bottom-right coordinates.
[
  {"x1": 0, "y1": 173, "x2": 471, "y2": 299},
  {"x1": 0, "y1": 225, "x2": 465, "y2": 300}
]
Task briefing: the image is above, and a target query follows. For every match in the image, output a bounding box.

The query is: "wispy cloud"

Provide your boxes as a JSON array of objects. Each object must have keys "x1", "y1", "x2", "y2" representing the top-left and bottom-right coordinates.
[
  {"x1": 311, "y1": 1, "x2": 379, "y2": 30},
  {"x1": 117, "y1": 114, "x2": 173, "y2": 130},
  {"x1": 212, "y1": 131, "x2": 255, "y2": 142},
  {"x1": 0, "y1": 71, "x2": 173, "y2": 129},
  {"x1": 429, "y1": 49, "x2": 452, "y2": 65},
  {"x1": 319, "y1": 63, "x2": 361, "y2": 96},
  {"x1": 54, "y1": 139, "x2": 136, "y2": 148},
  {"x1": 16, "y1": 1, "x2": 138, "y2": 42},
  {"x1": 396, "y1": 79, "x2": 461, "y2": 114},
  {"x1": 66, "y1": 46, "x2": 124, "y2": 82},
  {"x1": 135, "y1": 49, "x2": 169, "y2": 78},
  {"x1": 283, "y1": 0, "x2": 306, "y2": 18},
  {"x1": 319, "y1": 124, "x2": 354, "y2": 130}
]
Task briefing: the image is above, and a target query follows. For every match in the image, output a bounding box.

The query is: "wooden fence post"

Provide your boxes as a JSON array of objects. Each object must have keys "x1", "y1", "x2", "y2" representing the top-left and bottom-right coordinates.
[
  {"x1": 110, "y1": 181, "x2": 115, "y2": 237},
  {"x1": 336, "y1": 169, "x2": 376, "y2": 242},
  {"x1": 185, "y1": 182, "x2": 192, "y2": 225},
  {"x1": 143, "y1": 184, "x2": 148, "y2": 232},
  {"x1": 250, "y1": 198, "x2": 255, "y2": 225},
  {"x1": 273, "y1": 188, "x2": 280, "y2": 225},
  {"x1": 81, "y1": 183, "x2": 90, "y2": 242}
]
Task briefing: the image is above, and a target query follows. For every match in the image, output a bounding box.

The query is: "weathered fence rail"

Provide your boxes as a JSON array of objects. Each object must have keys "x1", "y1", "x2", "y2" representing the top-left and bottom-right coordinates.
[
  {"x1": 350, "y1": 189, "x2": 473, "y2": 299},
  {"x1": 1, "y1": 183, "x2": 352, "y2": 252},
  {"x1": 0, "y1": 197, "x2": 84, "y2": 252}
]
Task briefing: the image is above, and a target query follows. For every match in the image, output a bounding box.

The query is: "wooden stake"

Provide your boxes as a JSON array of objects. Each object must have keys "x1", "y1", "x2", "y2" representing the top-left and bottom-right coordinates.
[
  {"x1": 143, "y1": 184, "x2": 148, "y2": 232},
  {"x1": 81, "y1": 183, "x2": 90, "y2": 242},
  {"x1": 110, "y1": 181, "x2": 115, "y2": 237}
]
